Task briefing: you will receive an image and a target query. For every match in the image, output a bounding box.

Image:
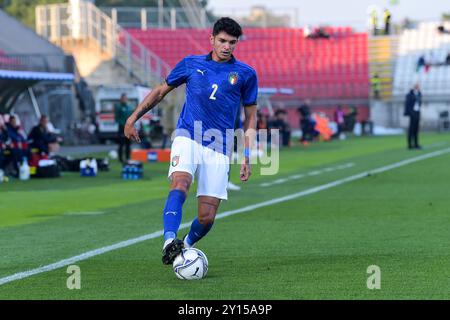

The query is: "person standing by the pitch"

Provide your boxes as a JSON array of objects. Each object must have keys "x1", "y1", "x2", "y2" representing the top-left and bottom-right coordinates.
[
  {"x1": 404, "y1": 84, "x2": 422, "y2": 150},
  {"x1": 115, "y1": 93, "x2": 133, "y2": 163}
]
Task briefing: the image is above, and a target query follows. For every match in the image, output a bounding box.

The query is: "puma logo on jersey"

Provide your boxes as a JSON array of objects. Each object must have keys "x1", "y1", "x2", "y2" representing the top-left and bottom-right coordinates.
[{"x1": 196, "y1": 69, "x2": 206, "y2": 75}]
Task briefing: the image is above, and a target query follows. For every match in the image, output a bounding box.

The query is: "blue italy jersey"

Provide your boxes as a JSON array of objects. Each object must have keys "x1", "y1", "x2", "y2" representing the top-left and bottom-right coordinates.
[{"x1": 166, "y1": 52, "x2": 258, "y2": 156}]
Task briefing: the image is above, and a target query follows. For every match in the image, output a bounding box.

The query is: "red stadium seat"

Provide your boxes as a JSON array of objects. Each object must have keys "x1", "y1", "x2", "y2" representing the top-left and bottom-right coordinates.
[{"x1": 125, "y1": 27, "x2": 369, "y2": 100}]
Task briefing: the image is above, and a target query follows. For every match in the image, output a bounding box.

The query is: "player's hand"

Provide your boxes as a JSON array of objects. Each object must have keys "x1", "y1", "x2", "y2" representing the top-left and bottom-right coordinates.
[
  {"x1": 240, "y1": 157, "x2": 251, "y2": 182},
  {"x1": 124, "y1": 120, "x2": 141, "y2": 143}
]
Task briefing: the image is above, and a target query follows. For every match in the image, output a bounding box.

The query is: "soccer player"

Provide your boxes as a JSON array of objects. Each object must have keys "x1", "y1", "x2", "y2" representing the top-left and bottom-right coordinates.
[{"x1": 124, "y1": 17, "x2": 258, "y2": 265}]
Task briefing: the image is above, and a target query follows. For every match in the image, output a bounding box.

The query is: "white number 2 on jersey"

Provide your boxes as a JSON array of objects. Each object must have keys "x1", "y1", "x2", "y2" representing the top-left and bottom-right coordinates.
[{"x1": 209, "y1": 84, "x2": 218, "y2": 100}]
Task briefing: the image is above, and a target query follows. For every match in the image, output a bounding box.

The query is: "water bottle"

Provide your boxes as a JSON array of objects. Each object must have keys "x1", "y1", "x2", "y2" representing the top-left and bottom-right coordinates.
[
  {"x1": 19, "y1": 157, "x2": 30, "y2": 181},
  {"x1": 125, "y1": 165, "x2": 130, "y2": 180},
  {"x1": 133, "y1": 166, "x2": 138, "y2": 180}
]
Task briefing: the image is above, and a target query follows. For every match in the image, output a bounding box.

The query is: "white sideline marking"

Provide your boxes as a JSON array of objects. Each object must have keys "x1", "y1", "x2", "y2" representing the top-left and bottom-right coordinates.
[
  {"x1": 259, "y1": 162, "x2": 354, "y2": 187},
  {"x1": 64, "y1": 211, "x2": 106, "y2": 216},
  {"x1": 426, "y1": 141, "x2": 447, "y2": 148},
  {"x1": 1, "y1": 148, "x2": 450, "y2": 286}
]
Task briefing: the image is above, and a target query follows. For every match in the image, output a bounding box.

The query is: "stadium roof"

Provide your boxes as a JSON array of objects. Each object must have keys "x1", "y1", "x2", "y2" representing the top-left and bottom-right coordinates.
[
  {"x1": 0, "y1": 70, "x2": 75, "y2": 113},
  {"x1": 0, "y1": 69, "x2": 74, "y2": 81}
]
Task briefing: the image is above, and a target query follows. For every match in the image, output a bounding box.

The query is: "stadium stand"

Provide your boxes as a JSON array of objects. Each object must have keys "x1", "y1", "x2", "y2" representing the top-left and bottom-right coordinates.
[
  {"x1": 127, "y1": 27, "x2": 369, "y2": 102},
  {"x1": 126, "y1": 27, "x2": 370, "y2": 128},
  {"x1": 0, "y1": 9, "x2": 94, "y2": 141},
  {"x1": 393, "y1": 21, "x2": 450, "y2": 97},
  {"x1": 0, "y1": 50, "x2": 19, "y2": 69},
  {"x1": 33, "y1": 1, "x2": 373, "y2": 130}
]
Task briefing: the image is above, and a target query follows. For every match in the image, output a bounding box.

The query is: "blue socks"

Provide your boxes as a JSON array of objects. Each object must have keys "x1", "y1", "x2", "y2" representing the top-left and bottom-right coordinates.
[
  {"x1": 186, "y1": 218, "x2": 214, "y2": 247},
  {"x1": 162, "y1": 189, "x2": 214, "y2": 247},
  {"x1": 163, "y1": 189, "x2": 186, "y2": 242}
]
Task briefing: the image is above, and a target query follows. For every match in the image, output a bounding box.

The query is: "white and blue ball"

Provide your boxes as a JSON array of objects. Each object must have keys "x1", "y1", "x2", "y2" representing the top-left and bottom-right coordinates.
[{"x1": 172, "y1": 248, "x2": 208, "y2": 280}]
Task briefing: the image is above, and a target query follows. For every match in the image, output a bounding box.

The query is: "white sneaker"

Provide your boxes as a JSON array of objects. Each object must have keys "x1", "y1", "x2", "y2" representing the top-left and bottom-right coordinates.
[
  {"x1": 183, "y1": 234, "x2": 195, "y2": 248},
  {"x1": 163, "y1": 238, "x2": 174, "y2": 250},
  {"x1": 227, "y1": 181, "x2": 241, "y2": 191}
]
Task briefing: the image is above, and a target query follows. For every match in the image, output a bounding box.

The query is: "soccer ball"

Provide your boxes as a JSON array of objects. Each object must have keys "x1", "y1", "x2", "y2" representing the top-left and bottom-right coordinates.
[
  {"x1": 108, "y1": 150, "x2": 118, "y2": 160},
  {"x1": 172, "y1": 248, "x2": 208, "y2": 280}
]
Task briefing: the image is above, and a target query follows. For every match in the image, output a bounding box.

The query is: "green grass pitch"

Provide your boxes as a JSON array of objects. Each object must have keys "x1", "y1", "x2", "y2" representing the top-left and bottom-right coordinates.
[{"x1": 0, "y1": 133, "x2": 449, "y2": 299}]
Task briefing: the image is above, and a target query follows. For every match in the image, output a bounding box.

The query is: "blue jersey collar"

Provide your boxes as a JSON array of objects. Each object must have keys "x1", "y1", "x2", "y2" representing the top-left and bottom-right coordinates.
[{"x1": 206, "y1": 51, "x2": 236, "y2": 64}]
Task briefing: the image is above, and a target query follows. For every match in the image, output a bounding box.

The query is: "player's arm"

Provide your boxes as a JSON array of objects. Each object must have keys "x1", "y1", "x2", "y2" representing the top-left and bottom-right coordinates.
[
  {"x1": 240, "y1": 104, "x2": 257, "y2": 181},
  {"x1": 124, "y1": 81, "x2": 175, "y2": 142}
]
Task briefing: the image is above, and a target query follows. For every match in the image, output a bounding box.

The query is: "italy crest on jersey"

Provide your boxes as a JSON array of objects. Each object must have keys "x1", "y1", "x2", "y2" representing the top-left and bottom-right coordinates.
[
  {"x1": 171, "y1": 155, "x2": 179, "y2": 167},
  {"x1": 228, "y1": 72, "x2": 238, "y2": 85}
]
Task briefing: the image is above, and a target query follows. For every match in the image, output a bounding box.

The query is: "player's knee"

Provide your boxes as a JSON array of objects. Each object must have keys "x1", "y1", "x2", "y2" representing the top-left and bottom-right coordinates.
[
  {"x1": 198, "y1": 209, "x2": 216, "y2": 225},
  {"x1": 170, "y1": 177, "x2": 191, "y2": 195}
]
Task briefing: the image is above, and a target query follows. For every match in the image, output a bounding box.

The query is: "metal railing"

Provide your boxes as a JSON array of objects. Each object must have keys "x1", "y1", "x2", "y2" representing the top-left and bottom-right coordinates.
[
  {"x1": 99, "y1": 6, "x2": 302, "y2": 29},
  {"x1": 35, "y1": 1, "x2": 171, "y2": 86},
  {"x1": 100, "y1": 6, "x2": 210, "y2": 29}
]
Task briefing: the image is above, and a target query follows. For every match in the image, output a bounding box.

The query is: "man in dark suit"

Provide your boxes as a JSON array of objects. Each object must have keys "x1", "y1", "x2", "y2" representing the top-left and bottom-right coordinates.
[{"x1": 404, "y1": 84, "x2": 422, "y2": 149}]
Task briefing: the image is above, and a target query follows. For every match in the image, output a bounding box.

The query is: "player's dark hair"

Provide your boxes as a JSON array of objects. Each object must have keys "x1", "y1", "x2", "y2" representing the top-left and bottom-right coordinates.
[{"x1": 213, "y1": 17, "x2": 242, "y2": 38}]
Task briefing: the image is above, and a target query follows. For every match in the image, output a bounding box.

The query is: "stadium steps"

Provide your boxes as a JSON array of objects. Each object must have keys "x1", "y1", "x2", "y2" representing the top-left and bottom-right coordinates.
[
  {"x1": 59, "y1": 38, "x2": 112, "y2": 77},
  {"x1": 56, "y1": 38, "x2": 142, "y2": 89},
  {"x1": 368, "y1": 35, "x2": 398, "y2": 101}
]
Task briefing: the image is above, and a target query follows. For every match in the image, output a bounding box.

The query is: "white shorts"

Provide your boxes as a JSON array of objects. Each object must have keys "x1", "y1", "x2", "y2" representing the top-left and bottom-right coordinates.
[{"x1": 168, "y1": 136, "x2": 230, "y2": 200}]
